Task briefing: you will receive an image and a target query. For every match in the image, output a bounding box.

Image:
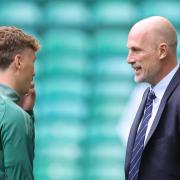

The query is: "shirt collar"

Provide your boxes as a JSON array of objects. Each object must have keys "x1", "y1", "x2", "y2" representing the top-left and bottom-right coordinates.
[
  {"x1": 0, "y1": 84, "x2": 20, "y2": 103},
  {"x1": 151, "y1": 64, "x2": 179, "y2": 100}
]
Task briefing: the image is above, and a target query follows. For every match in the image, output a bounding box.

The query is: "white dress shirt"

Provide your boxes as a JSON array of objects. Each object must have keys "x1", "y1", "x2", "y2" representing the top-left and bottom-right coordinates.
[{"x1": 144, "y1": 64, "x2": 179, "y2": 143}]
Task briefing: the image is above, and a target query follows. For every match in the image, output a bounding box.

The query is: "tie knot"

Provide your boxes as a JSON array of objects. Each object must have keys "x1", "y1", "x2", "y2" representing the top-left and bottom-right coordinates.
[{"x1": 148, "y1": 90, "x2": 156, "y2": 100}]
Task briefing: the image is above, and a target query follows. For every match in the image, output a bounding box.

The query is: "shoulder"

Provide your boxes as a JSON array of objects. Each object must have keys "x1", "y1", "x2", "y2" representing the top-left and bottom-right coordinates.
[
  {"x1": 0, "y1": 96, "x2": 6, "y2": 121},
  {"x1": 0, "y1": 96, "x2": 26, "y2": 126},
  {"x1": 0, "y1": 97, "x2": 34, "y2": 141},
  {"x1": 171, "y1": 82, "x2": 180, "y2": 99},
  {"x1": 167, "y1": 83, "x2": 180, "y2": 111}
]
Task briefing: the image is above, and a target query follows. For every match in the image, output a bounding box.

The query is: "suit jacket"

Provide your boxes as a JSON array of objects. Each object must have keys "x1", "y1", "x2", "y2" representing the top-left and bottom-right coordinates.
[{"x1": 125, "y1": 67, "x2": 180, "y2": 180}]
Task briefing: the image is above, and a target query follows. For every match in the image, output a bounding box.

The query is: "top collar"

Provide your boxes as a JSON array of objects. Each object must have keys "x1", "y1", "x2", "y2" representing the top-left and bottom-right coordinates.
[{"x1": 0, "y1": 84, "x2": 20, "y2": 103}]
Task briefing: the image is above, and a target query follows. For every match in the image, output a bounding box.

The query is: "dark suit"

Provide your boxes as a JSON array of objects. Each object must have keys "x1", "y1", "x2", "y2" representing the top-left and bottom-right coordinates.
[{"x1": 125, "y1": 67, "x2": 180, "y2": 180}]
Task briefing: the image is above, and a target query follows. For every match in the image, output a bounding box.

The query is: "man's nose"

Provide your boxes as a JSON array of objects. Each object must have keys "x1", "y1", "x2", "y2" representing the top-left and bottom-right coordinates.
[{"x1": 127, "y1": 54, "x2": 135, "y2": 64}]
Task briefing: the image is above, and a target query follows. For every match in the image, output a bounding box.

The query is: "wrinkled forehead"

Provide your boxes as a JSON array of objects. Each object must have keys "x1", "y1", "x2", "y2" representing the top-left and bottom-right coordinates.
[
  {"x1": 127, "y1": 28, "x2": 154, "y2": 48},
  {"x1": 129, "y1": 21, "x2": 155, "y2": 39},
  {"x1": 129, "y1": 28, "x2": 147, "y2": 40}
]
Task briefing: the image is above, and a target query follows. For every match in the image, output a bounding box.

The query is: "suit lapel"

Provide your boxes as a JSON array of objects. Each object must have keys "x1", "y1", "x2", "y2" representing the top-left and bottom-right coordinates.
[
  {"x1": 125, "y1": 87, "x2": 150, "y2": 171},
  {"x1": 145, "y1": 66, "x2": 180, "y2": 147}
]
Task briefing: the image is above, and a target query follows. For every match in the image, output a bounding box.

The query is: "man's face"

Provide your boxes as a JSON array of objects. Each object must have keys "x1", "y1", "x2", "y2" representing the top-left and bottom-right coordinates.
[
  {"x1": 17, "y1": 48, "x2": 36, "y2": 95},
  {"x1": 127, "y1": 30, "x2": 161, "y2": 85}
]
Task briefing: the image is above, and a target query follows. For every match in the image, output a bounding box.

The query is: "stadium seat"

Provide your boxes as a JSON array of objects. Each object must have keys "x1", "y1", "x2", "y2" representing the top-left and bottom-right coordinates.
[
  {"x1": 43, "y1": 30, "x2": 90, "y2": 56},
  {"x1": 140, "y1": 0, "x2": 180, "y2": 26},
  {"x1": 44, "y1": 2, "x2": 90, "y2": 28},
  {"x1": 92, "y1": 29, "x2": 129, "y2": 56},
  {"x1": 0, "y1": 2, "x2": 41, "y2": 27},
  {"x1": 92, "y1": 1, "x2": 138, "y2": 27}
]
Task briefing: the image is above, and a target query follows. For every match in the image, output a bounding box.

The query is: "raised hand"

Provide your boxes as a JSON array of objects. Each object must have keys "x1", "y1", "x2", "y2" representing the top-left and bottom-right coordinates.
[{"x1": 19, "y1": 81, "x2": 36, "y2": 110}]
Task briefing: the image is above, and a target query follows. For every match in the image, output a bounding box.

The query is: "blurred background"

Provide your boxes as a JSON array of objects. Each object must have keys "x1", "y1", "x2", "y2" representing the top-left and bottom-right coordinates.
[{"x1": 0, "y1": 0, "x2": 180, "y2": 179}]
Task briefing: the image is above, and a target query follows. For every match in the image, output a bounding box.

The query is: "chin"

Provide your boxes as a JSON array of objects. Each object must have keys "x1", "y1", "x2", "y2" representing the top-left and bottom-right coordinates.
[
  {"x1": 134, "y1": 76, "x2": 141, "y2": 83},
  {"x1": 134, "y1": 76, "x2": 146, "y2": 83},
  {"x1": 20, "y1": 89, "x2": 29, "y2": 96}
]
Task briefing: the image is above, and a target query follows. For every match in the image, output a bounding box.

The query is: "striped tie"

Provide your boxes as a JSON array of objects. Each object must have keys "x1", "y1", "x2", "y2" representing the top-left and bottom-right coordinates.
[{"x1": 128, "y1": 90, "x2": 156, "y2": 180}]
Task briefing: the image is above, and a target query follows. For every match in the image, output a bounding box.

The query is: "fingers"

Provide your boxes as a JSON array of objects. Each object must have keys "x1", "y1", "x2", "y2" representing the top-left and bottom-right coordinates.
[
  {"x1": 30, "y1": 81, "x2": 35, "y2": 90},
  {"x1": 27, "y1": 81, "x2": 35, "y2": 95}
]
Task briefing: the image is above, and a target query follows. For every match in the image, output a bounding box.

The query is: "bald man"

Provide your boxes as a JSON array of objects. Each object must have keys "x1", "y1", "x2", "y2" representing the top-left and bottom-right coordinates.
[{"x1": 125, "y1": 16, "x2": 180, "y2": 180}]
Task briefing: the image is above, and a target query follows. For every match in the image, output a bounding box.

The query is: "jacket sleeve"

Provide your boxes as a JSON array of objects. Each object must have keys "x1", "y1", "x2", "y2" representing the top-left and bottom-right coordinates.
[{"x1": 1, "y1": 102, "x2": 34, "y2": 180}]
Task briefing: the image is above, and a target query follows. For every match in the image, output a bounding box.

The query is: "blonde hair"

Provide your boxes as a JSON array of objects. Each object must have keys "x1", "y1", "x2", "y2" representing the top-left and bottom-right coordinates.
[{"x1": 0, "y1": 26, "x2": 40, "y2": 69}]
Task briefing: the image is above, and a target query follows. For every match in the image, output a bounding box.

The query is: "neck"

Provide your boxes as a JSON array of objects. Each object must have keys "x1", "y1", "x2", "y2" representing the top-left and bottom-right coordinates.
[
  {"x1": 162, "y1": 58, "x2": 178, "y2": 78},
  {"x1": 151, "y1": 59, "x2": 178, "y2": 86}
]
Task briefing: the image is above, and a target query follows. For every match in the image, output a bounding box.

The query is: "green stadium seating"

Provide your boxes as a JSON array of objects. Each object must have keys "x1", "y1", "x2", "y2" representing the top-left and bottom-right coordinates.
[
  {"x1": 43, "y1": 30, "x2": 90, "y2": 56},
  {"x1": 44, "y1": 2, "x2": 90, "y2": 27},
  {"x1": 0, "y1": 2, "x2": 41, "y2": 27},
  {"x1": 92, "y1": 29, "x2": 129, "y2": 56},
  {"x1": 92, "y1": 1, "x2": 138, "y2": 27},
  {"x1": 1, "y1": 0, "x2": 161, "y2": 180},
  {"x1": 140, "y1": 0, "x2": 180, "y2": 26}
]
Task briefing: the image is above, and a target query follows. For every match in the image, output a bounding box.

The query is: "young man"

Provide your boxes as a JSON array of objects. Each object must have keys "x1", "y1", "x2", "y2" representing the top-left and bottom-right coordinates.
[
  {"x1": 125, "y1": 16, "x2": 180, "y2": 180},
  {"x1": 0, "y1": 26, "x2": 40, "y2": 179}
]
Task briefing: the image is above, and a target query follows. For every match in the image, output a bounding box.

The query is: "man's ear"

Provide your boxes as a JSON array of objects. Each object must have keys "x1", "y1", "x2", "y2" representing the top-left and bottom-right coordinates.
[
  {"x1": 159, "y1": 43, "x2": 168, "y2": 60},
  {"x1": 14, "y1": 54, "x2": 22, "y2": 70}
]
